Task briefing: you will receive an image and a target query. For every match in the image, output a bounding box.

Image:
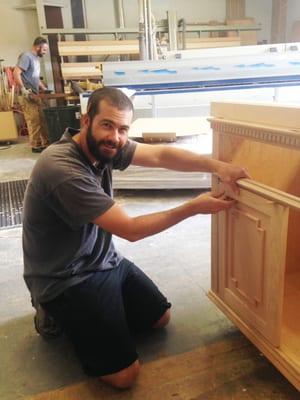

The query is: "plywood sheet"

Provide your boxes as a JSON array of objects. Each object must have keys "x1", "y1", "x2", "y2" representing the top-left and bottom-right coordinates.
[{"x1": 0, "y1": 111, "x2": 18, "y2": 141}]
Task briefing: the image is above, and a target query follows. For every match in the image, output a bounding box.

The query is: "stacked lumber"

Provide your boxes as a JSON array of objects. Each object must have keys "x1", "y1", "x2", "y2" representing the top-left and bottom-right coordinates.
[
  {"x1": 58, "y1": 39, "x2": 139, "y2": 56},
  {"x1": 58, "y1": 39, "x2": 139, "y2": 81}
]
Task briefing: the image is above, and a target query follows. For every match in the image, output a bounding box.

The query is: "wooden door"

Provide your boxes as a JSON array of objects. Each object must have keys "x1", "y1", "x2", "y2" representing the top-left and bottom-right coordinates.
[{"x1": 213, "y1": 182, "x2": 289, "y2": 347}]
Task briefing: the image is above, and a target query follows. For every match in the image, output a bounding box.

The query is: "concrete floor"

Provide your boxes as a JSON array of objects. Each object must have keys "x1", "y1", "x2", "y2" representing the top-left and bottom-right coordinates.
[{"x1": 0, "y1": 137, "x2": 298, "y2": 399}]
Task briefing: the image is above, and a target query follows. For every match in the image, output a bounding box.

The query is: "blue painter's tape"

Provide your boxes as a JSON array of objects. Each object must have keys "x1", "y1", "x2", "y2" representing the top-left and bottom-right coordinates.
[
  {"x1": 192, "y1": 66, "x2": 220, "y2": 71},
  {"x1": 114, "y1": 71, "x2": 126, "y2": 76},
  {"x1": 137, "y1": 68, "x2": 177, "y2": 75},
  {"x1": 235, "y1": 63, "x2": 275, "y2": 68}
]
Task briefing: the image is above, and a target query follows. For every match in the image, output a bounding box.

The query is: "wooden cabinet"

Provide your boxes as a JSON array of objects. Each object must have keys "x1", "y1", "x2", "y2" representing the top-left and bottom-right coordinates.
[{"x1": 208, "y1": 102, "x2": 300, "y2": 391}]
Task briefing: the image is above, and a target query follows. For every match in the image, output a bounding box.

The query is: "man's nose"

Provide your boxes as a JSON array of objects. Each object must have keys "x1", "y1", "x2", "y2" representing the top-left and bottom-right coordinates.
[{"x1": 110, "y1": 128, "x2": 120, "y2": 143}]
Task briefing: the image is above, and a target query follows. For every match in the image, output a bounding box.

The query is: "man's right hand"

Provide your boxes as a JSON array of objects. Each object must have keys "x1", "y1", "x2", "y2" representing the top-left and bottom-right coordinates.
[
  {"x1": 190, "y1": 191, "x2": 236, "y2": 214},
  {"x1": 21, "y1": 87, "x2": 33, "y2": 100}
]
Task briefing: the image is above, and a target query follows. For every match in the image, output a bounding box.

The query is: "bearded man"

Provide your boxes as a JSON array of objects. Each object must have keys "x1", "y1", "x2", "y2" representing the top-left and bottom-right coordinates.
[
  {"x1": 14, "y1": 36, "x2": 49, "y2": 152},
  {"x1": 22, "y1": 87, "x2": 249, "y2": 389}
]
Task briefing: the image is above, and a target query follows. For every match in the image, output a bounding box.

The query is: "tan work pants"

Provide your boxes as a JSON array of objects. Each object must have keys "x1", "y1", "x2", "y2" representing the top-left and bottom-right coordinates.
[{"x1": 19, "y1": 96, "x2": 49, "y2": 148}]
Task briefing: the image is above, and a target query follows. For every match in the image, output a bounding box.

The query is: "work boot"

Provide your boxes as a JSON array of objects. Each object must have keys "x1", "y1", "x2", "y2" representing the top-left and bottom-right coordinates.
[
  {"x1": 34, "y1": 303, "x2": 63, "y2": 340},
  {"x1": 31, "y1": 146, "x2": 46, "y2": 153}
]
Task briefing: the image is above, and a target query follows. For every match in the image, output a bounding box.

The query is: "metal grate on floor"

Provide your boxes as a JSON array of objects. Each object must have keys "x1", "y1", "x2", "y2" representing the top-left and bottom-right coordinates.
[{"x1": 0, "y1": 179, "x2": 28, "y2": 229}]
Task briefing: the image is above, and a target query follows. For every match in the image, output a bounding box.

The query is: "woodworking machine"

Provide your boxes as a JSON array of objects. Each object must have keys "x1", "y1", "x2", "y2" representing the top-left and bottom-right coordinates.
[{"x1": 102, "y1": 43, "x2": 300, "y2": 95}]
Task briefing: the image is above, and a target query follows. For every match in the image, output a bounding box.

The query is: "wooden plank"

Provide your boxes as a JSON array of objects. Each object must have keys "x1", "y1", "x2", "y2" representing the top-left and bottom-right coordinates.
[
  {"x1": 58, "y1": 40, "x2": 140, "y2": 47},
  {"x1": 58, "y1": 40, "x2": 139, "y2": 56},
  {"x1": 61, "y1": 63, "x2": 103, "y2": 80},
  {"x1": 185, "y1": 37, "x2": 241, "y2": 49}
]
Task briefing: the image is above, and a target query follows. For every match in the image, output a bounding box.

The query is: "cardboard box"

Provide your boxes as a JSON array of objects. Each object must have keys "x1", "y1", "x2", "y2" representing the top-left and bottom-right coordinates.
[{"x1": 0, "y1": 111, "x2": 18, "y2": 141}]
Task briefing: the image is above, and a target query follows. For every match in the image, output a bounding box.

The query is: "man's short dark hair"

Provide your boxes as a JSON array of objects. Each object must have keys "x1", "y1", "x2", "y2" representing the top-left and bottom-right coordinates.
[
  {"x1": 87, "y1": 87, "x2": 134, "y2": 122},
  {"x1": 33, "y1": 36, "x2": 47, "y2": 46}
]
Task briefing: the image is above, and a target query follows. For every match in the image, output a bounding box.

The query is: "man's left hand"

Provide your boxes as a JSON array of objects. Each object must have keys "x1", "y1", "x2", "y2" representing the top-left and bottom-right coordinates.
[{"x1": 215, "y1": 162, "x2": 251, "y2": 193}]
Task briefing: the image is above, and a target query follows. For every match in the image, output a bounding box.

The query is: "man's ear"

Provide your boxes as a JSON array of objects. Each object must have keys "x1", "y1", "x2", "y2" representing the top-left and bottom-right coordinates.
[{"x1": 81, "y1": 113, "x2": 90, "y2": 130}]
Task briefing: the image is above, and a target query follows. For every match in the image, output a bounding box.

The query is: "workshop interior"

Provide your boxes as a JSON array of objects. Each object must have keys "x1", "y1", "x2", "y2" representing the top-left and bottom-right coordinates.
[{"x1": 1, "y1": 1, "x2": 300, "y2": 399}]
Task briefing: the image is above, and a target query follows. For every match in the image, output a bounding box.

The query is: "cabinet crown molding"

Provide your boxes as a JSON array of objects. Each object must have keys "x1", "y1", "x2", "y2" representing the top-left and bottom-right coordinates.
[{"x1": 209, "y1": 118, "x2": 300, "y2": 149}]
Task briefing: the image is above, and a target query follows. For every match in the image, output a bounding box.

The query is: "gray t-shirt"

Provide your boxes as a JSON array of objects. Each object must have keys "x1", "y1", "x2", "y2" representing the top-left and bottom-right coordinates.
[
  {"x1": 22, "y1": 130, "x2": 137, "y2": 304},
  {"x1": 17, "y1": 51, "x2": 41, "y2": 93}
]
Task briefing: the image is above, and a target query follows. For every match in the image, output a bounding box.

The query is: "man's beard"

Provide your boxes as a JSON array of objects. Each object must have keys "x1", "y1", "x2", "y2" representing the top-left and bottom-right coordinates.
[
  {"x1": 37, "y1": 49, "x2": 44, "y2": 58},
  {"x1": 86, "y1": 126, "x2": 121, "y2": 166}
]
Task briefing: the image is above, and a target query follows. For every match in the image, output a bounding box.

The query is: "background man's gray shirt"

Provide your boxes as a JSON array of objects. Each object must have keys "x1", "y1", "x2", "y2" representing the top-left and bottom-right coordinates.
[
  {"x1": 22, "y1": 130, "x2": 137, "y2": 304},
  {"x1": 17, "y1": 51, "x2": 41, "y2": 93}
]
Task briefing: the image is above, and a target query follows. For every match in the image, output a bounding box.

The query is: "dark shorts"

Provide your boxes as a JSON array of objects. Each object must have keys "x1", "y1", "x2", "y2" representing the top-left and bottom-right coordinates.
[{"x1": 42, "y1": 258, "x2": 171, "y2": 377}]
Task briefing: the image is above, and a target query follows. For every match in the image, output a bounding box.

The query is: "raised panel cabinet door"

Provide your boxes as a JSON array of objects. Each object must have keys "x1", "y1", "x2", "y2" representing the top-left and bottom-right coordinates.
[{"x1": 215, "y1": 186, "x2": 289, "y2": 347}]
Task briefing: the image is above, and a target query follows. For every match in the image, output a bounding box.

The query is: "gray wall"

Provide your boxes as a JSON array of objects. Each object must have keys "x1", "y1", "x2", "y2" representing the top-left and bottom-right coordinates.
[
  {"x1": 81, "y1": 0, "x2": 269, "y2": 42},
  {"x1": 287, "y1": 0, "x2": 300, "y2": 41}
]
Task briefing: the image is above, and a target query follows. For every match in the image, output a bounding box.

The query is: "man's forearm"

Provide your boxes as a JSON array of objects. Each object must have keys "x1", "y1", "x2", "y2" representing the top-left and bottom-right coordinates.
[
  {"x1": 13, "y1": 70, "x2": 24, "y2": 89},
  {"x1": 125, "y1": 200, "x2": 198, "y2": 242},
  {"x1": 94, "y1": 191, "x2": 235, "y2": 242},
  {"x1": 155, "y1": 146, "x2": 222, "y2": 174},
  {"x1": 155, "y1": 147, "x2": 249, "y2": 191}
]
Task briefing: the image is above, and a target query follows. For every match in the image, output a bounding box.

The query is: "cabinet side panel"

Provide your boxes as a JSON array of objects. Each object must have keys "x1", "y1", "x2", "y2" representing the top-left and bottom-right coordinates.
[
  {"x1": 218, "y1": 134, "x2": 300, "y2": 197},
  {"x1": 286, "y1": 210, "x2": 300, "y2": 273}
]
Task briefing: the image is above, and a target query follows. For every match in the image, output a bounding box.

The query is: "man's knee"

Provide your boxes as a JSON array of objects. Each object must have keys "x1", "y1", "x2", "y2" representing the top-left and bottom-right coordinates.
[
  {"x1": 152, "y1": 308, "x2": 171, "y2": 329},
  {"x1": 100, "y1": 360, "x2": 140, "y2": 389}
]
